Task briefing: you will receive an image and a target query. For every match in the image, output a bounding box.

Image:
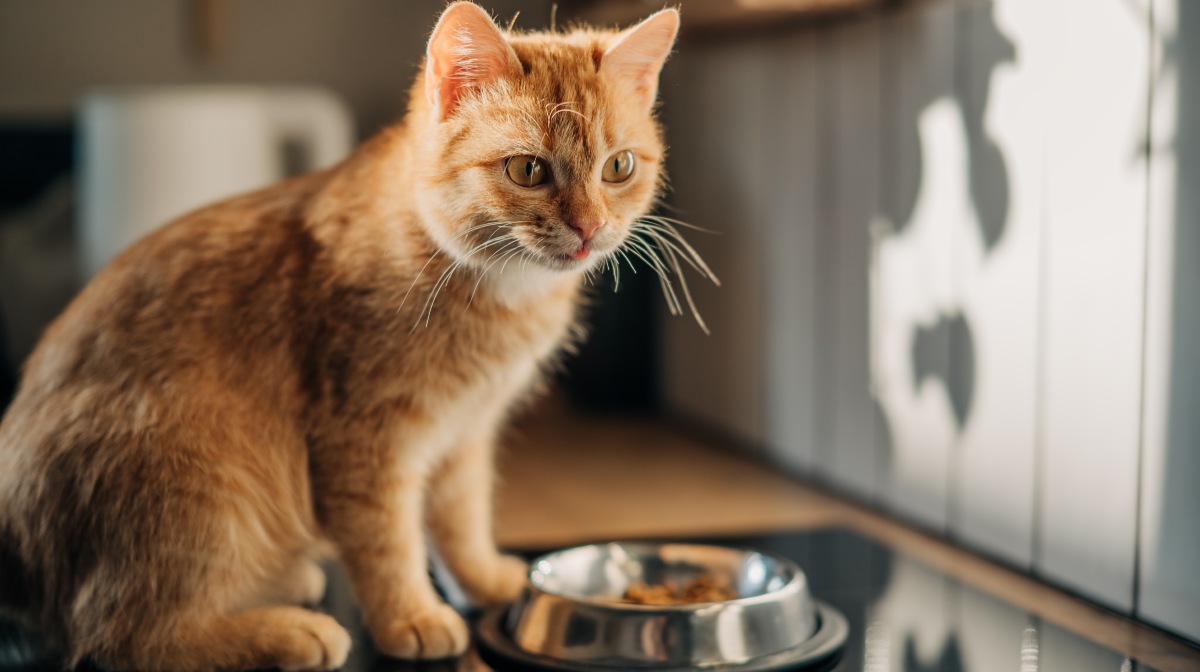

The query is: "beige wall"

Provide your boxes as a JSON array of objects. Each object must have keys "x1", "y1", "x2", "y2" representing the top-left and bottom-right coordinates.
[{"x1": 0, "y1": 0, "x2": 549, "y2": 134}]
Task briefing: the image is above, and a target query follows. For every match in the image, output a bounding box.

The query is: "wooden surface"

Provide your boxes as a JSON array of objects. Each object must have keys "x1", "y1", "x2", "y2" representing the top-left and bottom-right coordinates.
[{"x1": 494, "y1": 403, "x2": 1200, "y2": 672}]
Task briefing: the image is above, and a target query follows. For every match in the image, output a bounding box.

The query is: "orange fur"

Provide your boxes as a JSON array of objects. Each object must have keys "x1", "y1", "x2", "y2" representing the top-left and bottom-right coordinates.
[{"x1": 0, "y1": 3, "x2": 679, "y2": 670}]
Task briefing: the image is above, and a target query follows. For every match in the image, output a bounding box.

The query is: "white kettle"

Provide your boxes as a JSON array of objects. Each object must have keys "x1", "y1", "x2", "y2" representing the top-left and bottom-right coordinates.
[{"x1": 78, "y1": 85, "x2": 354, "y2": 277}]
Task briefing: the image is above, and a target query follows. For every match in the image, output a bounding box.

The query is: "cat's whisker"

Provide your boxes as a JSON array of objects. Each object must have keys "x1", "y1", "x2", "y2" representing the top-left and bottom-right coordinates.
[
  {"x1": 633, "y1": 220, "x2": 720, "y2": 285},
  {"x1": 623, "y1": 236, "x2": 682, "y2": 315},
  {"x1": 636, "y1": 227, "x2": 709, "y2": 280},
  {"x1": 624, "y1": 234, "x2": 672, "y2": 278},
  {"x1": 627, "y1": 234, "x2": 688, "y2": 318},
  {"x1": 499, "y1": 244, "x2": 526, "y2": 276},
  {"x1": 617, "y1": 248, "x2": 639, "y2": 275},
  {"x1": 639, "y1": 213, "x2": 718, "y2": 234},
  {"x1": 414, "y1": 231, "x2": 515, "y2": 329},
  {"x1": 654, "y1": 235, "x2": 710, "y2": 335},
  {"x1": 414, "y1": 261, "x2": 457, "y2": 331},
  {"x1": 465, "y1": 239, "x2": 524, "y2": 309},
  {"x1": 396, "y1": 221, "x2": 514, "y2": 315}
]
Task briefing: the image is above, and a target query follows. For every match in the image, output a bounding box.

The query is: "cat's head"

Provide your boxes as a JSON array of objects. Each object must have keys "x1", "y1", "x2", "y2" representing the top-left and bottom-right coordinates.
[{"x1": 409, "y1": 2, "x2": 678, "y2": 278}]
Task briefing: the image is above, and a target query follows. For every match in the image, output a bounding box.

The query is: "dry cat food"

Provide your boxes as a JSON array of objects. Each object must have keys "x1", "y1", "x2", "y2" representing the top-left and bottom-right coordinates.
[{"x1": 622, "y1": 574, "x2": 739, "y2": 605}]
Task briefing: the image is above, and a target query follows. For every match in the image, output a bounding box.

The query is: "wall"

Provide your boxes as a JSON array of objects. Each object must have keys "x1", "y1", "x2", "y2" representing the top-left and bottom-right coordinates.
[
  {"x1": 659, "y1": 0, "x2": 1200, "y2": 644},
  {"x1": 0, "y1": 0, "x2": 548, "y2": 133}
]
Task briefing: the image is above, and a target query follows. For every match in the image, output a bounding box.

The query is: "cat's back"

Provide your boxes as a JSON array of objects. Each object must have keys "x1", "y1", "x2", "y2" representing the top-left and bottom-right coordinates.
[{"x1": 0, "y1": 171, "x2": 334, "y2": 474}]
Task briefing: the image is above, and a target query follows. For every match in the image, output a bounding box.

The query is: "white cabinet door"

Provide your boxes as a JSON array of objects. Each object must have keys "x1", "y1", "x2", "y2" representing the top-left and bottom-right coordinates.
[
  {"x1": 951, "y1": 0, "x2": 1047, "y2": 569},
  {"x1": 1036, "y1": 0, "x2": 1151, "y2": 613},
  {"x1": 1137, "y1": 0, "x2": 1200, "y2": 642}
]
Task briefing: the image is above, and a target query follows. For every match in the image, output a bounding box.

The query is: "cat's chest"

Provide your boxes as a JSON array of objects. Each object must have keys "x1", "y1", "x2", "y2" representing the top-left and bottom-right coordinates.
[
  {"x1": 390, "y1": 294, "x2": 573, "y2": 447},
  {"x1": 387, "y1": 283, "x2": 575, "y2": 400}
]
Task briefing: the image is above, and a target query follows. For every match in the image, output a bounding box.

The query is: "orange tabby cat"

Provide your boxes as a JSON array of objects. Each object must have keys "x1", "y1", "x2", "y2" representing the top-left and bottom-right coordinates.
[{"x1": 0, "y1": 3, "x2": 680, "y2": 669}]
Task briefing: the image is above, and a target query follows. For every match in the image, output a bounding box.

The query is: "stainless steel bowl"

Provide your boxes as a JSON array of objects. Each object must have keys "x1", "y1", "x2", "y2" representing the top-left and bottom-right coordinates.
[{"x1": 481, "y1": 542, "x2": 846, "y2": 670}]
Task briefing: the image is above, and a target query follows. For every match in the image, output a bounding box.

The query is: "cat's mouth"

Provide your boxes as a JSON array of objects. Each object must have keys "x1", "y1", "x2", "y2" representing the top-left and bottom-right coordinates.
[
  {"x1": 538, "y1": 241, "x2": 604, "y2": 271},
  {"x1": 565, "y1": 245, "x2": 591, "y2": 262}
]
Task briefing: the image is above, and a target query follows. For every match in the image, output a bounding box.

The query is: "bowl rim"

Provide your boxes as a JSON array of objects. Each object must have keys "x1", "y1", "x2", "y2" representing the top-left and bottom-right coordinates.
[
  {"x1": 524, "y1": 541, "x2": 808, "y2": 612},
  {"x1": 480, "y1": 599, "x2": 849, "y2": 672}
]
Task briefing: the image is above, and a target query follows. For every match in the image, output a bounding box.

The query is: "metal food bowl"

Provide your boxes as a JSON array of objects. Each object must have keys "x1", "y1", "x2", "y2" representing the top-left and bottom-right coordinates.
[{"x1": 476, "y1": 542, "x2": 848, "y2": 671}]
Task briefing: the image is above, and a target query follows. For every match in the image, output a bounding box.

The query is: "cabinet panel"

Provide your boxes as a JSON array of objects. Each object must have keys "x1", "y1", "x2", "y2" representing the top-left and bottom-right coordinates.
[
  {"x1": 1137, "y1": 0, "x2": 1200, "y2": 641},
  {"x1": 952, "y1": 0, "x2": 1046, "y2": 569},
  {"x1": 816, "y1": 16, "x2": 884, "y2": 499},
  {"x1": 874, "y1": 0, "x2": 960, "y2": 530},
  {"x1": 1036, "y1": 0, "x2": 1151, "y2": 612},
  {"x1": 762, "y1": 32, "x2": 821, "y2": 473}
]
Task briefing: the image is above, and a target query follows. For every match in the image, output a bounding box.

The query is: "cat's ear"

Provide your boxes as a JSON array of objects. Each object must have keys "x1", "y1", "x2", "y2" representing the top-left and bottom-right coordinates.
[
  {"x1": 425, "y1": 2, "x2": 522, "y2": 120},
  {"x1": 601, "y1": 8, "x2": 680, "y2": 111}
]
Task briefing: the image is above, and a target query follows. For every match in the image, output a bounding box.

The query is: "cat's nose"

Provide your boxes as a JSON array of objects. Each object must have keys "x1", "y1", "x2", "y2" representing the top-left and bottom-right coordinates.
[{"x1": 569, "y1": 218, "x2": 605, "y2": 242}]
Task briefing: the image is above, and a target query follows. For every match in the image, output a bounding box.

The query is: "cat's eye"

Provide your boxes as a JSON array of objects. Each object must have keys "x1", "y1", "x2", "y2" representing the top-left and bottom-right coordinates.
[
  {"x1": 602, "y1": 150, "x2": 635, "y2": 183},
  {"x1": 505, "y1": 155, "x2": 548, "y2": 188}
]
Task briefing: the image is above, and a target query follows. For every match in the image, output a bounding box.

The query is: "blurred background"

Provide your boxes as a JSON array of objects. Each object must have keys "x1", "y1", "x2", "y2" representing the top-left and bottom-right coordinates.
[{"x1": 0, "y1": 0, "x2": 1197, "y2": 661}]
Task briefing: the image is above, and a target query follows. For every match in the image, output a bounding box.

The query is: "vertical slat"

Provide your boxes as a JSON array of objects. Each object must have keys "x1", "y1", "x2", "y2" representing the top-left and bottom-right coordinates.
[
  {"x1": 659, "y1": 41, "x2": 767, "y2": 448},
  {"x1": 874, "y1": 0, "x2": 960, "y2": 530},
  {"x1": 1036, "y1": 0, "x2": 1151, "y2": 612},
  {"x1": 761, "y1": 31, "x2": 821, "y2": 473},
  {"x1": 1137, "y1": 0, "x2": 1200, "y2": 641},
  {"x1": 952, "y1": 0, "x2": 1045, "y2": 568},
  {"x1": 814, "y1": 15, "x2": 883, "y2": 499}
]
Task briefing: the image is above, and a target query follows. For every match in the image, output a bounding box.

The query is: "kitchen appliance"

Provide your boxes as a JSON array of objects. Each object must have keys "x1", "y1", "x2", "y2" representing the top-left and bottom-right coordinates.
[{"x1": 77, "y1": 85, "x2": 353, "y2": 277}]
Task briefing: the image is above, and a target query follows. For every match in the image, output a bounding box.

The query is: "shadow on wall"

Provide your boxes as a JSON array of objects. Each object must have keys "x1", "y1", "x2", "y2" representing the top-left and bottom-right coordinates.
[
  {"x1": 1143, "y1": 0, "x2": 1200, "y2": 641},
  {"x1": 883, "y1": 2, "x2": 1014, "y2": 442},
  {"x1": 911, "y1": 313, "x2": 974, "y2": 431}
]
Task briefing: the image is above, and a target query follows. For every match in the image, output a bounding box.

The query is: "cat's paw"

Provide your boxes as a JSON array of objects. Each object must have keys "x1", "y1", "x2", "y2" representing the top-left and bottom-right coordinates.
[
  {"x1": 373, "y1": 604, "x2": 469, "y2": 660},
  {"x1": 295, "y1": 562, "x2": 328, "y2": 606},
  {"x1": 463, "y1": 554, "x2": 529, "y2": 606},
  {"x1": 277, "y1": 611, "x2": 352, "y2": 671}
]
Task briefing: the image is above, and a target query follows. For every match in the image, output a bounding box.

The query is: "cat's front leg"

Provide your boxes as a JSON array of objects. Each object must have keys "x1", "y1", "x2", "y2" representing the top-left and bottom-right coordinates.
[
  {"x1": 426, "y1": 437, "x2": 529, "y2": 607},
  {"x1": 318, "y1": 455, "x2": 469, "y2": 660}
]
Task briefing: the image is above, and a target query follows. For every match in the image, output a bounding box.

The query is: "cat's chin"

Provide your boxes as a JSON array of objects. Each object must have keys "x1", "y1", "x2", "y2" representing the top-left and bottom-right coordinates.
[{"x1": 538, "y1": 251, "x2": 606, "y2": 274}]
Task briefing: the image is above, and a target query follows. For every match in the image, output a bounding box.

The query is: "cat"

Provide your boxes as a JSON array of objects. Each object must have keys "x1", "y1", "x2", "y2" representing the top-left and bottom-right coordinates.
[{"x1": 0, "y1": 3, "x2": 683, "y2": 670}]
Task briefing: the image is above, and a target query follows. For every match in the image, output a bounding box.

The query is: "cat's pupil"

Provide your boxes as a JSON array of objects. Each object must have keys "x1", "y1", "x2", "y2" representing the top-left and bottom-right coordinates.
[
  {"x1": 612, "y1": 158, "x2": 620, "y2": 172},
  {"x1": 525, "y1": 161, "x2": 533, "y2": 177}
]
